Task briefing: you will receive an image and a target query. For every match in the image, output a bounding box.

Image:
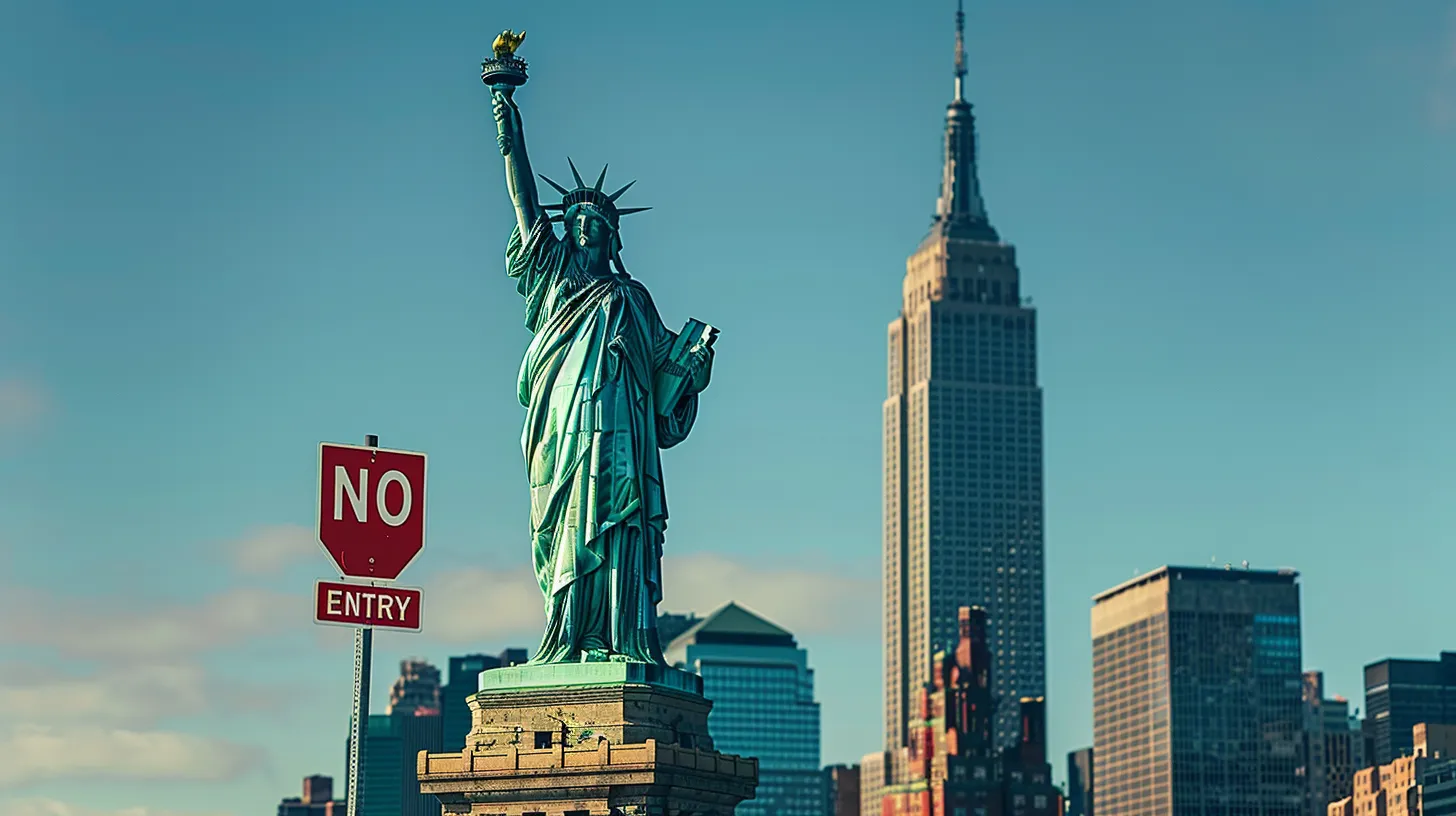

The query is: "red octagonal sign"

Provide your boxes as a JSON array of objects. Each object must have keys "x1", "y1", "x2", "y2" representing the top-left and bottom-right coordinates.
[{"x1": 317, "y1": 442, "x2": 427, "y2": 581}]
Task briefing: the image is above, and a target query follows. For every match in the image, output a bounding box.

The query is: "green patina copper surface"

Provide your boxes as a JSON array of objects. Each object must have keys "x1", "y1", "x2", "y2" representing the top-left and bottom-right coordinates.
[
  {"x1": 484, "y1": 36, "x2": 716, "y2": 667},
  {"x1": 477, "y1": 662, "x2": 703, "y2": 695}
]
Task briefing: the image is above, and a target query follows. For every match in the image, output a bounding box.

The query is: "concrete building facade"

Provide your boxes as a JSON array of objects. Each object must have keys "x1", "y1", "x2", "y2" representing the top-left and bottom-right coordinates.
[
  {"x1": 1091, "y1": 566, "x2": 1303, "y2": 816},
  {"x1": 826, "y1": 764, "x2": 862, "y2": 816},
  {"x1": 1417, "y1": 723, "x2": 1456, "y2": 759},
  {"x1": 277, "y1": 775, "x2": 345, "y2": 815},
  {"x1": 1303, "y1": 671, "x2": 1365, "y2": 816},
  {"x1": 883, "y1": 0, "x2": 1045, "y2": 758},
  {"x1": 859, "y1": 749, "x2": 911, "y2": 816},
  {"x1": 1327, "y1": 721, "x2": 1456, "y2": 816},
  {"x1": 417, "y1": 663, "x2": 757, "y2": 814},
  {"x1": 1327, "y1": 754, "x2": 1427, "y2": 816}
]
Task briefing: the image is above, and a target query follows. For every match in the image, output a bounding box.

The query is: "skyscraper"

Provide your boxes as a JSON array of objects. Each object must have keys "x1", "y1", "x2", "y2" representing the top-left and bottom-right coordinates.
[
  {"x1": 342, "y1": 660, "x2": 445, "y2": 816},
  {"x1": 883, "y1": 1, "x2": 1045, "y2": 753},
  {"x1": 1422, "y1": 757, "x2": 1456, "y2": 816},
  {"x1": 344, "y1": 714, "x2": 403, "y2": 816},
  {"x1": 665, "y1": 602, "x2": 825, "y2": 816},
  {"x1": 386, "y1": 660, "x2": 443, "y2": 816},
  {"x1": 388, "y1": 658, "x2": 442, "y2": 716},
  {"x1": 1301, "y1": 671, "x2": 1364, "y2": 816},
  {"x1": 825, "y1": 764, "x2": 862, "y2": 816},
  {"x1": 657, "y1": 610, "x2": 704, "y2": 648},
  {"x1": 277, "y1": 775, "x2": 345, "y2": 815},
  {"x1": 1067, "y1": 748, "x2": 1094, "y2": 816},
  {"x1": 1362, "y1": 651, "x2": 1456, "y2": 765},
  {"x1": 1091, "y1": 566, "x2": 1303, "y2": 816}
]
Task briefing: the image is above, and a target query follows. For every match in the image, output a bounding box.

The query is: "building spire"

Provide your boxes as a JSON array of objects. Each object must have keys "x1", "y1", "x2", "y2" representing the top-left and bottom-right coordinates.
[
  {"x1": 954, "y1": 0, "x2": 967, "y2": 101},
  {"x1": 932, "y1": 0, "x2": 998, "y2": 242}
]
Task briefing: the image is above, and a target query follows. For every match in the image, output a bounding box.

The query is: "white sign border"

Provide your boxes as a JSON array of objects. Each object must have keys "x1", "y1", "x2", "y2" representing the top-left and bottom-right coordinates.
[{"x1": 312, "y1": 577, "x2": 425, "y2": 633}]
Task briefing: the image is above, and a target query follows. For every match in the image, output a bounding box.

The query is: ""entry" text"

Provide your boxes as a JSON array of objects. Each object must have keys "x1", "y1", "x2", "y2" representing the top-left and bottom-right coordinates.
[{"x1": 313, "y1": 580, "x2": 423, "y2": 632}]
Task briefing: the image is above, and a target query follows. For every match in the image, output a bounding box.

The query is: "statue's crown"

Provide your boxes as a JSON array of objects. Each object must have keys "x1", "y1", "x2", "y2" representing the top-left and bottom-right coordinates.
[{"x1": 540, "y1": 159, "x2": 650, "y2": 226}]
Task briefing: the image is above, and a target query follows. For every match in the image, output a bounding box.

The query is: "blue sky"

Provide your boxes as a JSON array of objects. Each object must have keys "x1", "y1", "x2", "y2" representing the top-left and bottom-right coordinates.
[{"x1": 2, "y1": 0, "x2": 1455, "y2": 811}]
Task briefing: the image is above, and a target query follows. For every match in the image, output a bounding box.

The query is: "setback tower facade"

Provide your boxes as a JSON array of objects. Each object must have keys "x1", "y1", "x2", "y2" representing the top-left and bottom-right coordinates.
[{"x1": 884, "y1": 0, "x2": 1045, "y2": 752}]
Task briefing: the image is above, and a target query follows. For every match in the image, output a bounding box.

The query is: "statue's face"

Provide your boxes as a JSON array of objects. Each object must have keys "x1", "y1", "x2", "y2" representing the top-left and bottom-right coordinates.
[{"x1": 570, "y1": 210, "x2": 611, "y2": 250}]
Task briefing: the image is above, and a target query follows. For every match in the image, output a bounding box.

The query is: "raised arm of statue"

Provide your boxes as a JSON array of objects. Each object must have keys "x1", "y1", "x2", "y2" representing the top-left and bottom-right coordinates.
[{"x1": 491, "y1": 88, "x2": 543, "y2": 237}]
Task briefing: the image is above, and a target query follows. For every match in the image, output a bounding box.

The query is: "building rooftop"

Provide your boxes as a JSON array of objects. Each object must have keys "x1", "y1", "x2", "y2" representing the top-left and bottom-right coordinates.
[
  {"x1": 1092, "y1": 564, "x2": 1300, "y2": 603},
  {"x1": 670, "y1": 602, "x2": 795, "y2": 649},
  {"x1": 1364, "y1": 651, "x2": 1456, "y2": 678}
]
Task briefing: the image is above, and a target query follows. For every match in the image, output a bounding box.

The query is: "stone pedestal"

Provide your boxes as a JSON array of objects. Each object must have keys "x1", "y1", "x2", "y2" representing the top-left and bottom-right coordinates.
[{"x1": 418, "y1": 664, "x2": 758, "y2": 816}]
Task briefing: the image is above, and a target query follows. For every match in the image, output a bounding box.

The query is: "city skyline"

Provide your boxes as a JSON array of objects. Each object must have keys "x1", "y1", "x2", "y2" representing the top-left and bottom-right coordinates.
[{"x1": 3, "y1": 0, "x2": 1455, "y2": 812}]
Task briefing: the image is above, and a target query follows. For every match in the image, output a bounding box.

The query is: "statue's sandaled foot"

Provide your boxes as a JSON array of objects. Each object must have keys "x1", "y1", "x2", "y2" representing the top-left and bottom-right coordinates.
[
  {"x1": 608, "y1": 653, "x2": 632, "y2": 663},
  {"x1": 583, "y1": 648, "x2": 610, "y2": 663}
]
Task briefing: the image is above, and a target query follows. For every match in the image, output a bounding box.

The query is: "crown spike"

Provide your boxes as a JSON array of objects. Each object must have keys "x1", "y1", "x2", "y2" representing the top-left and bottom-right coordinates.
[
  {"x1": 539, "y1": 174, "x2": 571, "y2": 196},
  {"x1": 616, "y1": 207, "x2": 652, "y2": 215},
  {"x1": 593, "y1": 164, "x2": 608, "y2": 192},
  {"x1": 953, "y1": 0, "x2": 967, "y2": 101},
  {"x1": 608, "y1": 180, "x2": 637, "y2": 202},
  {"x1": 567, "y1": 157, "x2": 586, "y2": 188}
]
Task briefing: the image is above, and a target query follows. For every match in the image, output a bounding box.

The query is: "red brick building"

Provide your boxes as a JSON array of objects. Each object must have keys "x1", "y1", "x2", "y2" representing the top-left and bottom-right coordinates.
[
  {"x1": 883, "y1": 607, "x2": 1063, "y2": 816},
  {"x1": 277, "y1": 774, "x2": 345, "y2": 815}
]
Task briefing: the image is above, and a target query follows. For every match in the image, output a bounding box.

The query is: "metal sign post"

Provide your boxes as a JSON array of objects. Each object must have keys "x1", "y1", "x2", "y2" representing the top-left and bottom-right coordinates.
[
  {"x1": 345, "y1": 432, "x2": 378, "y2": 816},
  {"x1": 347, "y1": 613, "x2": 372, "y2": 816}
]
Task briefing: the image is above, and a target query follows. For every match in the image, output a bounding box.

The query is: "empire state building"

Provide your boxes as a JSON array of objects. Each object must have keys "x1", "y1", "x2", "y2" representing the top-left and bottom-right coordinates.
[{"x1": 882, "y1": 3, "x2": 1046, "y2": 753}]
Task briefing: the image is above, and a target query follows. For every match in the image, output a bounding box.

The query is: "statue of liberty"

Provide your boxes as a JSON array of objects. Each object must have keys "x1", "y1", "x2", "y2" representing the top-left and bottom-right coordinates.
[{"x1": 484, "y1": 38, "x2": 716, "y2": 666}]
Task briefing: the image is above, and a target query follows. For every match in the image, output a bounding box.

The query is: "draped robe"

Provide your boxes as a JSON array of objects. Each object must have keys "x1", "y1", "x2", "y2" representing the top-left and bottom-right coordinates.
[{"x1": 506, "y1": 217, "x2": 703, "y2": 664}]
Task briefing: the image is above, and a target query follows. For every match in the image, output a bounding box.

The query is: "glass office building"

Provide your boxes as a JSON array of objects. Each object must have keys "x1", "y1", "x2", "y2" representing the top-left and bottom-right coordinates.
[
  {"x1": 1363, "y1": 651, "x2": 1456, "y2": 765},
  {"x1": 343, "y1": 714, "x2": 403, "y2": 816},
  {"x1": 441, "y1": 649, "x2": 528, "y2": 753},
  {"x1": 1092, "y1": 566, "x2": 1304, "y2": 816},
  {"x1": 666, "y1": 602, "x2": 825, "y2": 816}
]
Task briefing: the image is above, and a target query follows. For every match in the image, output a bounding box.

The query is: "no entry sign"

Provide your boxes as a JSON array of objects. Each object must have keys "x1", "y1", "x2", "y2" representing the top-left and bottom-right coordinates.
[
  {"x1": 314, "y1": 579, "x2": 423, "y2": 632},
  {"x1": 316, "y1": 442, "x2": 427, "y2": 581}
]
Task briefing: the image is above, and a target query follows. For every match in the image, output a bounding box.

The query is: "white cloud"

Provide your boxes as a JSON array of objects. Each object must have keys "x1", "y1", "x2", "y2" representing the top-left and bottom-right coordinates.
[
  {"x1": 0, "y1": 660, "x2": 286, "y2": 792},
  {"x1": 0, "y1": 725, "x2": 261, "y2": 789},
  {"x1": 0, "y1": 587, "x2": 297, "y2": 661},
  {"x1": 0, "y1": 661, "x2": 288, "y2": 732},
  {"x1": 0, "y1": 663, "x2": 210, "y2": 729},
  {"x1": 662, "y1": 552, "x2": 877, "y2": 636},
  {"x1": 420, "y1": 566, "x2": 544, "y2": 643},
  {"x1": 228, "y1": 524, "x2": 317, "y2": 575},
  {"x1": 0, "y1": 380, "x2": 45, "y2": 433},
  {"x1": 0, "y1": 800, "x2": 231, "y2": 816},
  {"x1": 0, "y1": 553, "x2": 297, "y2": 797},
  {"x1": 413, "y1": 550, "x2": 876, "y2": 644}
]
